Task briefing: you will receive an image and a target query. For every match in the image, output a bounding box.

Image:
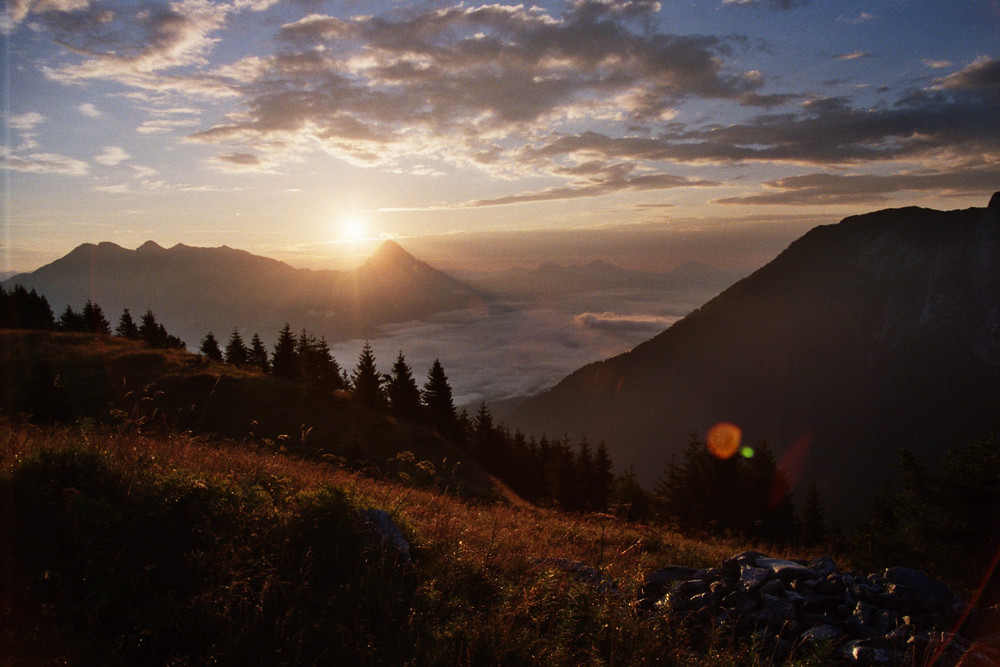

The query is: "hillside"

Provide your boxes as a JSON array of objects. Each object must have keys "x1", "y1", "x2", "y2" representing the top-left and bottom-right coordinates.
[
  {"x1": 508, "y1": 194, "x2": 1000, "y2": 521},
  {"x1": 2, "y1": 240, "x2": 489, "y2": 349},
  {"x1": 0, "y1": 330, "x2": 495, "y2": 498}
]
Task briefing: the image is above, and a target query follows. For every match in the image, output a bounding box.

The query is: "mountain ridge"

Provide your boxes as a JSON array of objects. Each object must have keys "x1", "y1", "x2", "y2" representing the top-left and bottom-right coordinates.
[
  {"x1": 3, "y1": 240, "x2": 489, "y2": 348},
  {"x1": 507, "y1": 195, "x2": 1000, "y2": 521}
]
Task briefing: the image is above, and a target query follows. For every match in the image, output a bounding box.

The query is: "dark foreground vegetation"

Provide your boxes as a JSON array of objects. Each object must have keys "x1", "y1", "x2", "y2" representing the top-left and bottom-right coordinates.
[{"x1": 3, "y1": 287, "x2": 1000, "y2": 664}]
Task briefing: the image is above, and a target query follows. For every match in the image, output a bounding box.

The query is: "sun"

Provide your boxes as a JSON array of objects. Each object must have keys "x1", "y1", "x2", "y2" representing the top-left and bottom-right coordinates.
[{"x1": 339, "y1": 214, "x2": 368, "y2": 241}]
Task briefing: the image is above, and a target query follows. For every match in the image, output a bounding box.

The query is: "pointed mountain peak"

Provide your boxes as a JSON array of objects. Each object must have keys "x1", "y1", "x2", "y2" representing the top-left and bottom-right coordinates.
[
  {"x1": 362, "y1": 240, "x2": 420, "y2": 269},
  {"x1": 137, "y1": 240, "x2": 165, "y2": 253}
]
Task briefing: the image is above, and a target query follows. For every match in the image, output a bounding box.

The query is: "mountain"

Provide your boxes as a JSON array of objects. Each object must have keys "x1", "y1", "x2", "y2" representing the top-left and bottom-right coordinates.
[
  {"x1": 461, "y1": 259, "x2": 748, "y2": 311},
  {"x1": 3, "y1": 240, "x2": 488, "y2": 348},
  {"x1": 507, "y1": 194, "x2": 1000, "y2": 521}
]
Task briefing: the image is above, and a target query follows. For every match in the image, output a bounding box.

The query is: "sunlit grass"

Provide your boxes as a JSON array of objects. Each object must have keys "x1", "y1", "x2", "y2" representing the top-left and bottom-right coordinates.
[{"x1": 0, "y1": 416, "x2": 834, "y2": 665}]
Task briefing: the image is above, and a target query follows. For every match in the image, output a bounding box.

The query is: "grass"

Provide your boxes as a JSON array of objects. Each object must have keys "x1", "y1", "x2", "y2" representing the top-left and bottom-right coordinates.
[{"x1": 0, "y1": 417, "x2": 836, "y2": 666}]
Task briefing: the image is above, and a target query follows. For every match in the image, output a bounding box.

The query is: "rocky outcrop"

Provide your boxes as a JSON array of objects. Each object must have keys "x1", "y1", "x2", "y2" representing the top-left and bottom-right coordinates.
[{"x1": 640, "y1": 552, "x2": 1000, "y2": 665}]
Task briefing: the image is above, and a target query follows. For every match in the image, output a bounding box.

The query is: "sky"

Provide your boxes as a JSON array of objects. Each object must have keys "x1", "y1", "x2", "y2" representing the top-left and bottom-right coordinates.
[{"x1": 3, "y1": 0, "x2": 999, "y2": 274}]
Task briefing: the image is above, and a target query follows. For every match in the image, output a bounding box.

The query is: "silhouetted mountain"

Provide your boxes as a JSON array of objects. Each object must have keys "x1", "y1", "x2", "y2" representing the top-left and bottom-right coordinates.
[
  {"x1": 508, "y1": 194, "x2": 1000, "y2": 520},
  {"x1": 462, "y1": 259, "x2": 747, "y2": 308},
  {"x1": 3, "y1": 240, "x2": 488, "y2": 347}
]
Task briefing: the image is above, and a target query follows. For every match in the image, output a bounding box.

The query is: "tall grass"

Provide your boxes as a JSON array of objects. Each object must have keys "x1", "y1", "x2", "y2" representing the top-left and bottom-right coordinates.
[{"x1": 0, "y1": 418, "x2": 827, "y2": 665}]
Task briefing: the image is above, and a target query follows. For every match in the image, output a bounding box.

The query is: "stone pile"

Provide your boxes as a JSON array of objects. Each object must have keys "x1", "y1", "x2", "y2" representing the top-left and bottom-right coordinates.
[{"x1": 640, "y1": 551, "x2": 1000, "y2": 665}]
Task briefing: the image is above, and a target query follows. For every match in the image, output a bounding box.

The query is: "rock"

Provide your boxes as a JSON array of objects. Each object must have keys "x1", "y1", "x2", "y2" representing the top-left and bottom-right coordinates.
[
  {"x1": 359, "y1": 508, "x2": 411, "y2": 562},
  {"x1": 883, "y1": 566, "x2": 955, "y2": 613},
  {"x1": 808, "y1": 555, "x2": 837, "y2": 577},
  {"x1": 639, "y1": 565, "x2": 702, "y2": 608},
  {"x1": 841, "y1": 637, "x2": 897, "y2": 664},
  {"x1": 756, "y1": 557, "x2": 819, "y2": 582},
  {"x1": 740, "y1": 565, "x2": 771, "y2": 591},
  {"x1": 641, "y1": 552, "x2": 984, "y2": 665},
  {"x1": 800, "y1": 624, "x2": 844, "y2": 643}
]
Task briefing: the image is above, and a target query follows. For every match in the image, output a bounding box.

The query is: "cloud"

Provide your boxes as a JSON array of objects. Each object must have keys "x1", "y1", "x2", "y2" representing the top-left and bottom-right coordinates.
[
  {"x1": 837, "y1": 12, "x2": 876, "y2": 24},
  {"x1": 715, "y1": 166, "x2": 1000, "y2": 205},
  {"x1": 7, "y1": 111, "x2": 45, "y2": 130},
  {"x1": 208, "y1": 151, "x2": 275, "y2": 173},
  {"x1": 1, "y1": 0, "x2": 90, "y2": 33},
  {"x1": 0, "y1": 149, "x2": 90, "y2": 175},
  {"x1": 137, "y1": 118, "x2": 202, "y2": 134},
  {"x1": 573, "y1": 311, "x2": 677, "y2": 335},
  {"x1": 936, "y1": 56, "x2": 1000, "y2": 91},
  {"x1": 722, "y1": 0, "x2": 810, "y2": 9},
  {"x1": 34, "y1": 0, "x2": 248, "y2": 98},
  {"x1": 95, "y1": 145, "x2": 130, "y2": 166},
  {"x1": 189, "y1": 0, "x2": 780, "y2": 195},
  {"x1": 77, "y1": 102, "x2": 102, "y2": 117},
  {"x1": 461, "y1": 167, "x2": 717, "y2": 207},
  {"x1": 836, "y1": 51, "x2": 870, "y2": 61}
]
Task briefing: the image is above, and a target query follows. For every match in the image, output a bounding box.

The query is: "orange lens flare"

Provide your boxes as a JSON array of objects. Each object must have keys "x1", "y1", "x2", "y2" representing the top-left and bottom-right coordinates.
[{"x1": 706, "y1": 422, "x2": 742, "y2": 459}]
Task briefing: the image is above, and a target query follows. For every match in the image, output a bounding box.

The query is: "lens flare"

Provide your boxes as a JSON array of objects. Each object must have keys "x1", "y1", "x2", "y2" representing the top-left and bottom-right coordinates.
[{"x1": 706, "y1": 422, "x2": 742, "y2": 459}]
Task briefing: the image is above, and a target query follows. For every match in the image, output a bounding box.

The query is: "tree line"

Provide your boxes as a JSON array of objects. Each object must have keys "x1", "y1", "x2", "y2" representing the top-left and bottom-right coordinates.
[
  {"x1": 3, "y1": 284, "x2": 829, "y2": 540},
  {"x1": 0, "y1": 285, "x2": 184, "y2": 349}
]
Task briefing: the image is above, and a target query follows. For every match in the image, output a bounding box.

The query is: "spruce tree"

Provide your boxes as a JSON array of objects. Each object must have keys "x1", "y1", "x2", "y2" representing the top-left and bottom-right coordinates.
[
  {"x1": 116, "y1": 308, "x2": 140, "y2": 339},
  {"x1": 800, "y1": 478, "x2": 827, "y2": 546},
  {"x1": 138, "y1": 309, "x2": 161, "y2": 345},
  {"x1": 248, "y1": 333, "x2": 270, "y2": 373},
  {"x1": 422, "y1": 359, "x2": 456, "y2": 434},
  {"x1": 386, "y1": 351, "x2": 422, "y2": 421},
  {"x1": 225, "y1": 328, "x2": 249, "y2": 365},
  {"x1": 200, "y1": 332, "x2": 224, "y2": 361},
  {"x1": 271, "y1": 323, "x2": 298, "y2": 378},
  {"x1": 351, "y1": 341, "x2": 384, "y2": 410},
  {"x1": 58, "y1": 304, "x2": 87, "y2": 332},
  {"x1": 81, "y1": 300, "x2": 111, "y2": 335}
]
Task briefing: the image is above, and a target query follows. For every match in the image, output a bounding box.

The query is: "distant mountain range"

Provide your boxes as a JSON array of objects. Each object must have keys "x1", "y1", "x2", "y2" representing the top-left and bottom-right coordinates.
[
  {"x1": 3, "y1": 240, "x2": 489, "y2": 348},
  {"x1": 507, "y1": 193, "x2": 1000, "y2": 521},
  {"x1": 458, "y1": 260, "x2": 748, "y2": 313}
]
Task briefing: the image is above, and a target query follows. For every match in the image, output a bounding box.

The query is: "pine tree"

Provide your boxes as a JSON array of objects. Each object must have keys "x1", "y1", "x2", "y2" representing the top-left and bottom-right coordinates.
[
  {"x1": 225, "y1": 328, "x2": 248, "y2": 365},
  {"x1": 271, "y1": 323, "x2": 298, "y2": 378},
  {"x1": 386, "y1": 351, "x2": 423, "y2": 421},
  {"x1": 116, "y1": 308, "x2": 140, "y2": 339},
  {"x1": 351, "y1": 341, "x2": 385, "y2": 410},
  {"x1": 248, "y1": 333, "x2": 270, "y2": 373},
  {"x1": 422, "y1": 359, "x2": 456, "y2": 434},
  {"x1": 800, "y1": 478, "x2": 827, "y2": 546},
  {"x1": 200, "y1": 332, "x2": 224, "y2": 361},
  {"x1": 591, "y1": 441, "x2": 616, "y2": 512},
  {"x1": 81, "y1": 300, "x2": 111, "y2": 335},
  {"x1": 58, "y1": 304, "x2": 87, "y2": 332},
  {"x1": 138, "y1": 309, "x2": 161, "y2": 345},
  {"x1": 0, "y1": 285, "x2": 55, "y2": 330}
]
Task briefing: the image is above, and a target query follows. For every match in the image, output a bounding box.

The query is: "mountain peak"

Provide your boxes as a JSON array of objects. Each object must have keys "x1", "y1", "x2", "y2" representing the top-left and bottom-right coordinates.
[
  {"x1": 362, "y1": 240, "x2": 419, "y2": 269},
  {"x1": 137, "y1": 240, "x2": 165, "y2": 253}
]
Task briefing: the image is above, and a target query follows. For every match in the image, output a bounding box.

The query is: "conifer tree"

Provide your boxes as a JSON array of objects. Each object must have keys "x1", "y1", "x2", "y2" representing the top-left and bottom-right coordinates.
[
  {"x1": 225, "y1": 328, "x2": 248, "y2": 365},
  {"x1": 200, "y1": 332, "x2": 224, "y2": 361},
  {"x1": 422, "y1": 358, "x2": 457, "y2": 434},
  {"x1": 351, "y1": 341, "x2": 385, "y2": 410},
  {"x1": 271, "y1": 323, "x2": 298, "y2": 378},
  {"x1": 800, "y1": 478, "x2": 827, "y2": 546},
  {"x1": 386, "y1": 351, "x2": 423, "y2": 421},
  {"x1": 591, "y1": 441, "x2": 616, "y2": 512},
  {"x1": 248, "y1": 333, "x2": 270, "y2": 373},
  {"x1": 116, "y1": 308, "x2": 140, "y2": 339},
  {"x1": 0, "y1": 285, "x2": 55, "y2": 330},
  {"x1": 138, "y1": 309, "x2": 161, "y2": 345},
  {"x1": 58, "y1": 304, "x2": 87, "y2": 332},
  {"x1": 80, "y1": 300, "x2": 111, "y2": 334}
]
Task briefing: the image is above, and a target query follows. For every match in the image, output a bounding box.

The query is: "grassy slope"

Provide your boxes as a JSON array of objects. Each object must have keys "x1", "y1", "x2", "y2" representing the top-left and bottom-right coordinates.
[
  {"x1": 0, "y1": 330, "x2": 496, "y2": 499},
  {"x1": 0, "y1": 418, "x2": 827, "y2": 666},
  {"x1": 0, "y1": 331, "x2": 841, "y2": 664}
]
